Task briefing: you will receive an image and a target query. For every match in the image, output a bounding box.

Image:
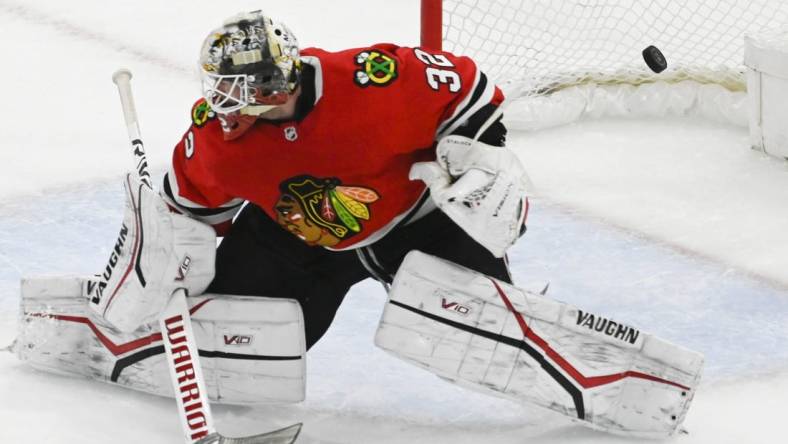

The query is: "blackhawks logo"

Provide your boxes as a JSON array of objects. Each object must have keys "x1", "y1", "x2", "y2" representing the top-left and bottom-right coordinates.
[
  {"x1": 274, "y1": 175, "x2": 380, "y2": 247},
  {"x1": 354, "y1": 50, "x2": 398, "y2": 87},
  {"x1": 191, "y1": 98, "x2": 216, "y2": 128}
]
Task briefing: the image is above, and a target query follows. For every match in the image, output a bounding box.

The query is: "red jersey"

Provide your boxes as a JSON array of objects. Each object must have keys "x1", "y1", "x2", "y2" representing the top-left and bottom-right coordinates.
[{"x1": 164, "y1": 44, "x2": 503, "y2": 250}]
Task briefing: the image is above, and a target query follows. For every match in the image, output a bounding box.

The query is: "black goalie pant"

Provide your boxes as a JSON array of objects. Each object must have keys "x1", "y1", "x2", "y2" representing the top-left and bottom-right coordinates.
[{"x1": 208, "y1": 203, "x2": 512, "y2": 349}]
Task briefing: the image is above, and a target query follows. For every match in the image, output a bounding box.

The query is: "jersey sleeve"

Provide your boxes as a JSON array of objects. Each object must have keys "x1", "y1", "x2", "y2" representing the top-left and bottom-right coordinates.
[
  {"x1": 390, "y1": 45, "x2": 506, "y2": 144},
  {"x1": 160, "y1": 99, "x2": 244, "y2": 235}
]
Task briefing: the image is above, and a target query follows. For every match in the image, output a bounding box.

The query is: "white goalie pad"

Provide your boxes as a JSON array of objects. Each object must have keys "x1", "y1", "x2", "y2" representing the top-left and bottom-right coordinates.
[
  {"x1": 375, "y1": 251, "x2": 704, "y2": 439},
  {"x1": 86, "y1": 174, "x2": 217, "y2": 332},
  {"x1": 17, "y1": 276, "x2": 306, "y2": 404}
]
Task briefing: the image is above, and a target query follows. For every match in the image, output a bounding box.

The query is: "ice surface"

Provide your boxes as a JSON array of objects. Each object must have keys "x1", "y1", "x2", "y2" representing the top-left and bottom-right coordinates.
[
  {"x1": 1, "y1": 0, "x2": 787, "y2": 443},
  {"x1": 513, "y1": 118, "x2": 788, "y2": 287},
  {"x1": 2, "y1": 176, "x2": 787, "y2": 443}
]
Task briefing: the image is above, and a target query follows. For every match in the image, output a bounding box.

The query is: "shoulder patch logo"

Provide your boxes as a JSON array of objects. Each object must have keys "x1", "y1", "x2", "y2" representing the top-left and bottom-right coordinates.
[
  {"x1": 274, "y1": 175, "x2": 380, "y2": 247},
  {"x1": 354, "y1": 50, "x2": 398, "y2": 87},
  {"x1": 191, "y1": 98, "x2": 216, "y2": 128}
]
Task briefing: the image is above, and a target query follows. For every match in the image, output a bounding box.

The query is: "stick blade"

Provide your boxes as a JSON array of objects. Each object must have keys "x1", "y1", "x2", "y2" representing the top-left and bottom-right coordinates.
[{"x1": 197, "y1": 423, "x2": 303, "y2": 444}]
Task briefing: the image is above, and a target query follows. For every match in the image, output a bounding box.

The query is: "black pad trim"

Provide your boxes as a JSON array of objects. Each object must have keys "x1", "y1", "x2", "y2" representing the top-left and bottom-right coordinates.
[
  {"x1": 389, "y1": 299, "x2": 585, "y2": 419},
  {"x1": 110, "y1": 346, "x2": 302, "y2": 382}
]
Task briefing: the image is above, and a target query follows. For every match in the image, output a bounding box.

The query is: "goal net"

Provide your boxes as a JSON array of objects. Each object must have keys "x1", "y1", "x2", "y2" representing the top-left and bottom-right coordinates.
[{"x1": 426, "y1": 1, "x2": 788, "y2": 127}]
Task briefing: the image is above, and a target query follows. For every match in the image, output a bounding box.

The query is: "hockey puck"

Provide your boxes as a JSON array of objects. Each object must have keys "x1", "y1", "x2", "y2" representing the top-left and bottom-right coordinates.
[{"x1": 642, "y1": 45, "x2": 667, "y2": 73}]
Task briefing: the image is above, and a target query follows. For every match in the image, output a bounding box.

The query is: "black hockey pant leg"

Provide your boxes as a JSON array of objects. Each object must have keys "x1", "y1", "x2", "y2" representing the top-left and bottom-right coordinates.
[
  {"x1": 207, "y1": 204, "x2": 367, "y2": 349},
  {"x1": 368, "y1": 209, "x2": 513, "y2": 285}
]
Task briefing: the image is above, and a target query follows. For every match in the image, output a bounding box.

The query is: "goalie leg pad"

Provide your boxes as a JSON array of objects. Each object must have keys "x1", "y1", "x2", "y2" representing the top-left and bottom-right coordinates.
[
  {"x1": 86, "y1": 174, "x2": 217, "y2": 332},
  {"x1": 374, "y1": 251, "x2": 703, "y2": 439},
  {"x1": 18, "y1": 277, "x2": 306, "y2": 404}
]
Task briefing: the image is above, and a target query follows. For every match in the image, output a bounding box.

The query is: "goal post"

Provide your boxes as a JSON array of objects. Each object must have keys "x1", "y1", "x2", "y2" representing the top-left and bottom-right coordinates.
[{"x1": 421, "y1": 0, "x2": 443, "y2": 51}]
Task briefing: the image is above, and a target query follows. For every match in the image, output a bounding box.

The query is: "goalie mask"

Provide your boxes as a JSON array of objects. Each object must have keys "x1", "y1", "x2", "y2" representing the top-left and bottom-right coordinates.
[{"x1": 199, "y1": 11, "x2": 301, "y2": 117}]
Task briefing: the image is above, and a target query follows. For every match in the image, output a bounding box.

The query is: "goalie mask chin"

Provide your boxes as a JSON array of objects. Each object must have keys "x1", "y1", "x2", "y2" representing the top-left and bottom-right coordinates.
[{"x1": 198, "y1": 10, "x2": 301, "y2": 140}]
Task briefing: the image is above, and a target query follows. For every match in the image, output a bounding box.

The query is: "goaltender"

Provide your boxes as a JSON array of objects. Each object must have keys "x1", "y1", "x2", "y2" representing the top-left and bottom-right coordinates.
[{"x1": 18, "y1": 10, "x2": 702, "y2": 439}]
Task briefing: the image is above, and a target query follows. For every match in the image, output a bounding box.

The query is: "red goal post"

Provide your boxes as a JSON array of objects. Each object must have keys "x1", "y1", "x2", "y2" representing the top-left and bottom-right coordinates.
[{"x1": 421, "y1": 0, "x2": 443, "y2": 51}]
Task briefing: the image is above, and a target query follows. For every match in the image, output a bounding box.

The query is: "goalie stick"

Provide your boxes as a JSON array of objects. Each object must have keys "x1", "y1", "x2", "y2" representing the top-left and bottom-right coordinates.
[{"x1": 111, "y1": 69, "x2": 302, "y2": 444}]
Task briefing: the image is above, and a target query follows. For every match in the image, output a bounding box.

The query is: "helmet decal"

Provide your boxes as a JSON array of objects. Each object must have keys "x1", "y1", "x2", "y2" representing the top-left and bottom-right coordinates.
[{"x1": 198, "y1": 11, "x2": 301, "y2": 116}]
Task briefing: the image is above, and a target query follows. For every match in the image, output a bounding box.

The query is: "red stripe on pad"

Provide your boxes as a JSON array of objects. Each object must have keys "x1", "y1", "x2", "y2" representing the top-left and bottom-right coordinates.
[
  {"x1": 489, "y1": 279, "x2": 690, "y2": 391},
  {"x1": 102, "y1": 176, "x2": 143, "y2": 317},
  {"x1": 28, "y1": 297, "x2": 213, "y2": 357}
]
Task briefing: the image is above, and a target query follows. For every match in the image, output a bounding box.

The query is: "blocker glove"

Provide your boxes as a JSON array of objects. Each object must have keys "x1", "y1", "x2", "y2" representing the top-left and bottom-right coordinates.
[{"x1": 410, "y1": 135, "x2": 529, "y2": 258}]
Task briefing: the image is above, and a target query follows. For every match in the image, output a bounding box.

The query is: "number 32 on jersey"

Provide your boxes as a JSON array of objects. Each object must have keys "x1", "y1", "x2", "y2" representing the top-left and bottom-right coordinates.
[{"x1": 415, "y1": 48, "x2": 462, "y2": 93}]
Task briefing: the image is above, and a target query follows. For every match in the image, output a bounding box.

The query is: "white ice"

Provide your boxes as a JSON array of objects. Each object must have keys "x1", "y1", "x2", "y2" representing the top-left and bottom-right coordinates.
[{"x1": 1, "y1": 0, "x2": 787, "y2": 443}]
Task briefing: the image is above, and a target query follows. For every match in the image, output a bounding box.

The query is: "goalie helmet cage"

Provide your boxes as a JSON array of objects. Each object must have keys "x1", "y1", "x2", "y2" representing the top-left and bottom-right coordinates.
[{"x1": 419, "y1": 0, "x2": 788, "y2": 99}]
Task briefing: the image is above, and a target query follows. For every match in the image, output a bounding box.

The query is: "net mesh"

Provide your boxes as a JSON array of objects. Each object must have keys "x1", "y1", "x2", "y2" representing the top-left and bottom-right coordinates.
[{"x1": 441, "y1": 0, "x2": 788, "y2": 97}]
